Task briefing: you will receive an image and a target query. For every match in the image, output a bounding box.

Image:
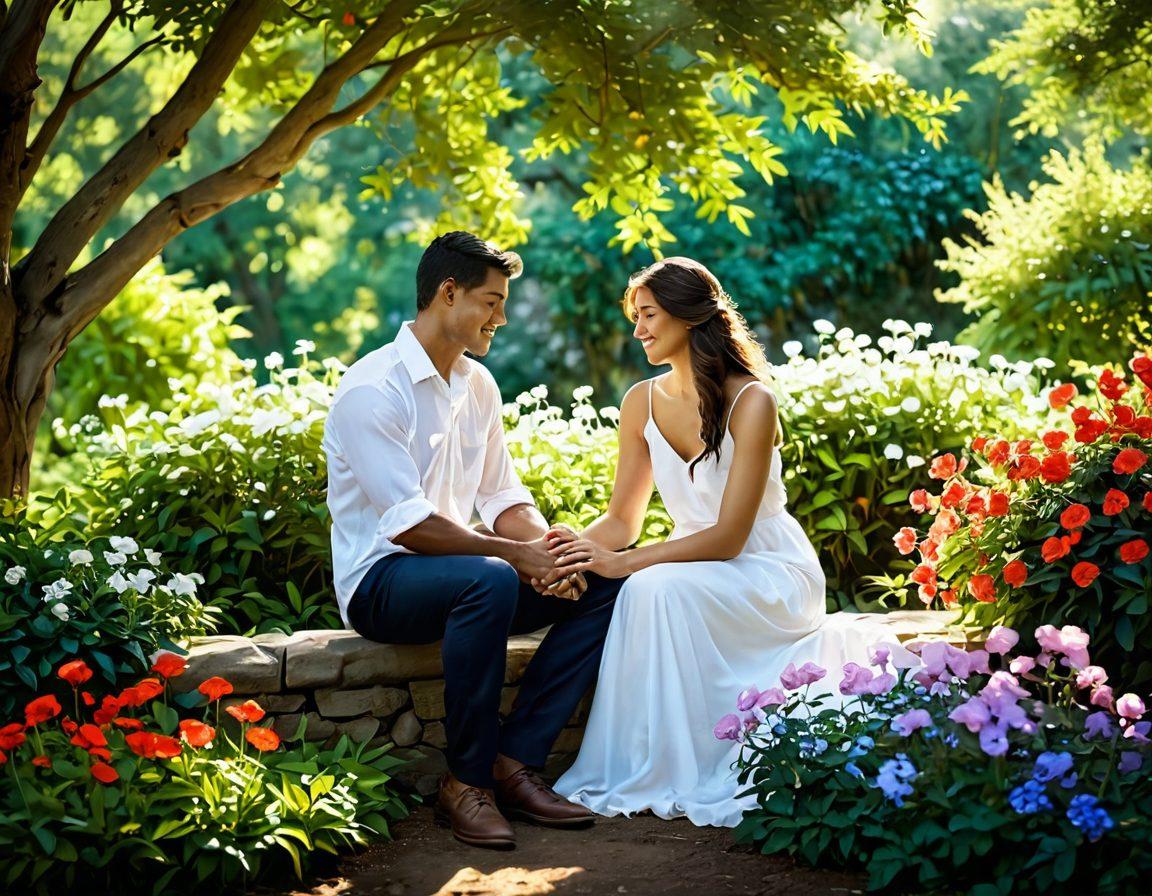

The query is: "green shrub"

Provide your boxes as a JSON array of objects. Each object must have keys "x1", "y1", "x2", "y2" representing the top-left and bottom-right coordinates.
[{"x1": 0, "y1": 504, "x2": 214, "y2": 718}]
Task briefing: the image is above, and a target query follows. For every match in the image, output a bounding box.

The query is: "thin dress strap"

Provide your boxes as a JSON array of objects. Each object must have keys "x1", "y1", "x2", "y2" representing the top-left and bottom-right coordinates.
[
  {"x1": 648, "y1": 378, "x2": 655, "y2": 423},
  {"x1": 723, "y1": 381, "x2": 759, "y2": 434}
]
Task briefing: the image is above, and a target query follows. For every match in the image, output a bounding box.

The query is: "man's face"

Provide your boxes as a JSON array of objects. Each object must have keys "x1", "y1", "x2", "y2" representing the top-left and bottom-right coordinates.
[{"x1": 446, "y1": 267, "x2": 510, "y2": 357}]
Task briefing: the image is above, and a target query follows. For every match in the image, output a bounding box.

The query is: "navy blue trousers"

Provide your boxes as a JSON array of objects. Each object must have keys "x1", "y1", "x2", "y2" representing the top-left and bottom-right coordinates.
[{"x1": 348, "y1": 553, "x2": 623, "y2": 788}]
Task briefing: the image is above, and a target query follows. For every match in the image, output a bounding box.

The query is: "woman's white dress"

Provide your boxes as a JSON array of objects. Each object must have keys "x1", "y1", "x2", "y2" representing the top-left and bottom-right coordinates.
[{"x1": 555, "y1": 380, "x2": 890, "y2": 827}]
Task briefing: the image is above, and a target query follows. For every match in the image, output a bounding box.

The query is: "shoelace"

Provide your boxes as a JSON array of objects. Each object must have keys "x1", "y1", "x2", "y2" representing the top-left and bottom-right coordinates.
[
  {"x1": 461, "y1": 787, "x2": 497, "y2": 819},
  {"x1": 508, "y1": 767, "x2": 560, "y2": 802}
]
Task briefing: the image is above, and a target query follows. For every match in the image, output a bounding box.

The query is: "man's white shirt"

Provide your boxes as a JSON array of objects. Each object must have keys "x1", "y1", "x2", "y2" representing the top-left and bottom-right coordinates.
[{"x1": 323, "y1": 322, "x2": 534, "y2": 626}]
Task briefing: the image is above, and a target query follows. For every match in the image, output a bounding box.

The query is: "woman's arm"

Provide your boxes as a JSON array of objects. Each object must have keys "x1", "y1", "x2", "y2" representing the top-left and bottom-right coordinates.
[{"x1": 553, "y1": 384, "x2": 777, "y2": 578}]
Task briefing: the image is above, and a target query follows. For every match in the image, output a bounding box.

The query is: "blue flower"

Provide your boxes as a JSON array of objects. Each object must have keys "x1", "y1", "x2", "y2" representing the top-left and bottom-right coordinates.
[
  {"x1": 771, "y1": 723, "x2": 787, "y2": 737},
  {"x1": 844, "y1": 760, "x2": 865, "y2": 779},
  {"x1": 1032, "y1": 751, "x2": 1074, "y2": 784},
  {"x1": 848, "y1": 735, "x2": 875, "y2": 758},
  {"x1": 873, "y1": 755, "x2": 918, "y2": 806},
  {"x1": 1067, "y1": 794, "x2": 1114, "y2": 841},
  {"x1": 942, "y1": 732, "x2": 959, "y2": 748},
  {"x1": 1008, "y1": 779, "x2": 1052, "y2": 815}
]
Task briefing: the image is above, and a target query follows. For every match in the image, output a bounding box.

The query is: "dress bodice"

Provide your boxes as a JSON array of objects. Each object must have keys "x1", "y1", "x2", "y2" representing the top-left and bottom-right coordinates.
[{"x1": 644, "y1": 379, "x2": 788, "y2": 538}]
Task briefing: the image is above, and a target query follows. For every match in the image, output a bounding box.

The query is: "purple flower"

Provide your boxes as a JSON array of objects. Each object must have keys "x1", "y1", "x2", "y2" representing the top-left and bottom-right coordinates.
[
  {"x1": 1034, "y1": 624, "x2": 1090, "y2": 670},
  {"x1": 1074, "y1": 665, "x2": 1108, "y2": 690},
  {"x1": 1032, "y1": 751, "x2": 1074, "y2": 783},
  {"x1": 757, "y1": 687, "x2": 786, "y2": 709},
  {"x1": 737, "y1": 687, "x2": 761, "y2": 712},
  {"x1": 713, "y1": 713, "x2": 742, "y2": 741},
  {"x1": 780, "y1": 661, "x2": 827, "y2": 690},
  {"x1": 867, "y1": 672, "x2": 897, "y2": 695},
  {"x1": 1084, "y1": 711, "x2": 1116, "y2": 740},
  {"x1": 949, "y1": 697, "x2": 991, "y2": 733},
  {"x1": 984, "y1": 626, "x2": 1019, "y2": 655},
  {"x1": 1122, "y1": 720, "x2": 1150, "y2": 744},
  {"x1": 966, "y1": 649, "x2": 991, "y2": 676},
  {"x1": 742, "y1": 712, "x2": 760, "y2": 735},
  {"x1": 1116, "y1": 693, "x2": 1146, "y2": 720},
  {"x1": 891, "y1": 709, "x2": 933, "y2": 736},
  {"x1": 981, "y1": 671, "x2": 1029, "y2": 701},
  {"x1": 839, "y1": 662, "x2": 875, "y2": 696},
  {"x1": 1119, "y1": 751, "x2": 1143, "y2": 774},
  {"x1": 978, "y1": 723, "x2": 1009, "y2": 757},
  {"x1": 1067, "y1": 793, "x2": 1114, "y2": 841},
  {"x1": 868, "y1": 645, "x2": 891, "y2": 670}
]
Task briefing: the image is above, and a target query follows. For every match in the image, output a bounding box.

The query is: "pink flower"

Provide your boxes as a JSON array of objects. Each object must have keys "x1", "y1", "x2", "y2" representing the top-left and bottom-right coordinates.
[
  {"x1": 742, "y1": 713, "x2": 760, "y2": 735},
  {"x1": 984, "y1": 626, "x2": 1019, "y2": 655},
  {"x1": 981, "y1": 671, "x2": 1029, "y2": 702},
  {"x1": 737, "y1": 687, "x2": 761, "y2": 712},
  {"x1": 867, "y1": 672, "x2": 897, "y2": 695},
  {"x1": 1075, "y1": 666, "x2": 1108, "y2": 690},
  {"x1": 780, "y1": 662, "x2": 827, "y2": 690},
  {"x1": 893, "y1": 527, "x2": 917, "y2": 555},
  {"x1": 1090, "y1": 686, "x2": 1115, "y2": 711},
  {"x1": 1009, "y1": 656, "x2": 1035, "y2": 675},
  {"x1": 868, "y1": 645, "x2": 891, "y2": 670},
  {"x1": 756, "y1": 688, "x2": 786, "y2": 709},
  {"x1": 892, "y1": 709, "x2": 933, "y2": 736},
  {"x1": 1117, "y1": 694, "x2": 1146, "y2": 720},
  {"x1": 839, "y1": 663, "x2": 875, "y2": 696},
  {"x1": 1034, "y1": 624, "x2": 1091, "y2": 670},
  {"x1": 950, "y1": 697, "x2": 991, "y2": 733},
  {"x1": 713, "y1": 713, "x2": 742, "y2": 741}
]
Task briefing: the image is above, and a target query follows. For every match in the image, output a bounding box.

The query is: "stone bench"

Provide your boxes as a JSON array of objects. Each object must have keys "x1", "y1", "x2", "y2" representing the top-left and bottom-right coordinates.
[{"x1": 176, "y1": 610, "x2": 978, "y2": 794}]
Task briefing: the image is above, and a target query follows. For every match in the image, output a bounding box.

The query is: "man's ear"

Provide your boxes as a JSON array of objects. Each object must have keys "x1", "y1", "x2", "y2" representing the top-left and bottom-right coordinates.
[{"x1": 440, "y1": 277, "x2": 456, "y2": 304}]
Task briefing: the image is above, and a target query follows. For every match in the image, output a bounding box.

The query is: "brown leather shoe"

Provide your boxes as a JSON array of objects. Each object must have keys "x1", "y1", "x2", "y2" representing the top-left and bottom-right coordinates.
[
  {"x1": 495, "y1": 766, "x2": 595, "y2": 827},
  {"x1": 434, "y1": 775, "x2": 516, "y2": 850}
]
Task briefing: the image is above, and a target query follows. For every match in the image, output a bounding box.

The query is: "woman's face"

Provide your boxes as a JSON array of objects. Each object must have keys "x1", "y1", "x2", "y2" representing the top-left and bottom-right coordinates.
[{"x1": 630, "y1": 285, "x2": 689, "y2": 366}]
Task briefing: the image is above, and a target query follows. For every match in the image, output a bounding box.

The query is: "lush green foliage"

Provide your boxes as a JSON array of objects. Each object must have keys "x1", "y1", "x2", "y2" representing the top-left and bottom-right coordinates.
[
  {"x1": 729, "y1": 630, "x2": 1151, "y2": 894},
  {"x1": 0, "y1": 513, "x2": 214, "y2": 718},
  {"x1": 937, "y1": 143, "x2": 1152, "y2": 367},
  {"x1": 874, "y1": 352, "x2": 1152, "y2": 687},
  {"x1": 0, "y1": 660, "x2": 407, "y2": 894}
]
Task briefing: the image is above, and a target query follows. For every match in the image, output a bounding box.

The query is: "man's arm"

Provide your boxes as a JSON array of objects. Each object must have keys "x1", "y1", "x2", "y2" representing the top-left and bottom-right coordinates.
[{"x1": 393, "y1": 512, "x2": 556, "y2": 582}]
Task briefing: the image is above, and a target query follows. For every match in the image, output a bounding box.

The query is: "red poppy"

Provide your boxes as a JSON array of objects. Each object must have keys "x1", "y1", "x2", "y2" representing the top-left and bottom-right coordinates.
[
  {"x1": 0, "y1": 723, "x2": 26, "y2": 751},
  {"x1": 1071, "y1": 561, "x2": 1100, "y2": 588},
  {"x1": 972, "y1": 436, "x2": 988, "y2": 452},
  {"x1": 135, "y1": 678, "x2": 165, "y2": 701},
  {"x1": 25, "y1": 695, "x2": 62, "y2": 727},
  {"x1": 124, "y1": 731, "x2": 182, "y2": 760},
  {"x1": 112, "y1": 717, "x2": 144, "y2": 731},
  {"x1": 245, "y1": 727, "x2": 281, "y2": 752},
  {"x1": 1098, "y1": 369, "x2": 1127, "y2": 401},
  {"x1": 32, "y1": 755, "x2": 51, "y2": 769},
  {"x1": 178, "y1": 719, "x2": 216, "y2": 748},
  {"x1": 1040, "y1": 451, "x2": 1073, "y2": 483},
  {"x1": 61, "y1": 719, "x2": 78, "y2": 735},
  {"x1": 57, "y1": 660, "x2": 93, "y2": 688},
  {"x1": 89, "y1": 747, "x2": 112, "y2": 762},
  {"x1": 151, "y1": 653, "x2": 187, "y2": 679},
  {"x1": 1130, "y1": 353, "x2": 1152, "y2": 388},
  {"x1": 116, "y1": 686, "x2": 145, "y2": 708},
  {"x1": 90, "y1": 761, "x2": 119, "y2": 784},
  {"x1": 1144, "y1": 492, "x2": 1152, "y2": 513},
  {"x1": 1009, "y1": 455, "x2": 1042, "y2": 481},
  {"x1": 1048, "y1": 383, "x2": 1077, "y2": 409},
  {"x1": 81, "y1": 691, "x2": 95, "y2": 707},
  {"x1": 197, "y1": 677, "x2": 234, "y2": 702},
  {"x1": 929, "y1": 453, "x2": 959, "y2": 480},
  {"x1": 1041, "y1": 536, "x2": 1071, "y2": 564},
  {"x1": 987, "y1": 492, "x2": 1010, "y2": 517},
  {"x1": 1113, "y1": 447, "x2": 1148, "y2": 475},
  {"x1": 986, "y1": 439, "x2": 1010, "y2": 466},
  {"x1": 225, "y1": 700, "x2": 266, "y2": 724},
  {"x1": 1041, "y1": 430, "x2": 1069, "y2": 451},
  {"x1": 1120, "y1": 539, "x2": 1149, "y2": 564},
  {"x1": 892, "y1": 527, "x2": 917, "y2": 556},
  {"x1": 70, "y1": 723, "x2": 107, "y2": 751},
  {"x1": 967, "y1": 574, "x2": 996, "y2": 603},
  {"x1": 1103, "y1": 488, "x2": 1130, "y2": 516},
  {"x1": 1002, "y1": 560, "x2": 1028, "y2": 588},
  {"x1": 93, "y1": 695, "x2": 121, "y2": 726},
  {"x1": 1060, "y1": 503, "x2": 1091, "y2": 530}
]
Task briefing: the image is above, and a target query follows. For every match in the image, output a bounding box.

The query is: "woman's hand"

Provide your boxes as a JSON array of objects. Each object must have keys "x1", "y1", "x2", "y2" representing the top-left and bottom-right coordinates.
[
  {"x1": 550, "y1": 537, "x2": 632, "y2": 579},
  {"x1": 545, "y1": 524, "x2": 580, "y2": 546}
]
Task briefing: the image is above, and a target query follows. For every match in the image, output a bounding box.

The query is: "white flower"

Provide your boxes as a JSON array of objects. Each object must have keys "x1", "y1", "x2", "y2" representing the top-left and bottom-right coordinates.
[
  {"x1": 900, "y1": 397, "x2": 922, "y2": 413},
  {"x1": 103, "y1": 551, "x2": 127, "y2": 567},
  {"x1": 813, "y1": 319, "x2": 836, "y2": 335},
  {"x1": 126, "y1": 569, "x2": 157, "y2": 594},
  {"x1": 263, "y1": 509, "x2": 276, "y2": 521},
  {"x1": 530, "y1": 384, "x2": 548, "y2": 400},
  {"x1": 883, "y1": 444, "x2": 905, "y2": 460},
  {"x1": 43, "y1": 549, "x2": 54, "y2": 559},
  {"x1": 166, "y1": 573, "x2": 202, "y2": 596},
  {"x1": 97, "y1": 393, "x2": 129, "y2": 408},
  {"x1": 264, "y1": 351, "x2": 284, "y2": 370},
  {"x1": 50, "y1": 602, "x2": 70, "y2": 622},
  {"x1": 41, "y1": 578, "x2": 73, "y2": 601},
  {"x1": 144, "y1": 549, "x2": 162, "y2": 566},
  {"x1": 321, "y1": 357, "x2": 346, "y2": 372},
  {"x1": 1033, "y1": 357, "x2": 1055, "y2": 370},
  {"x1": 178, "y1": 410, "x2": 220, "y2": 438},
  {"x1": 906, "y1": 455, "x2": 926, "y2": 469},
  {"x1": 599, "y1": 407, "x2": 621, "y2": 423},
  {"x1": 106, "y1": 570, "x2": 129, "y2": 594},
  {"x1": 4, "y1": 565, "x2": 26, "y2": 585},
  {"x1": 292, "y1": 339, "x2": 316, "y2": 356},
  {"x1": 109, "y1": 536, "x2": 139, "y2": 555},
  {"x1": 68, "y1": 549, "x2": 94, "y2": 566},
  {"x1": 823, "y1": 399, "x2": 847, "y2": 414},
  {"x1": 782, "y1": 340, "x2": 803, "y2": 358},
  {"x1": 913, "y1": 322, "x2": 933, "y2": 338},
  {"x1": 572, "y1": 385, "x2": 594, "y2": 402}
]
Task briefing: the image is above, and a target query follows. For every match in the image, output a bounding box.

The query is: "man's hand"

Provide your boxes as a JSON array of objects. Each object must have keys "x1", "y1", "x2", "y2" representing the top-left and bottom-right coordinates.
[
  {"x1": 503, "y1": 536, "x2": 557, "y2": 583},
  {"x1": 532, "y1": 570, "x2": 588, "y2": 601}
]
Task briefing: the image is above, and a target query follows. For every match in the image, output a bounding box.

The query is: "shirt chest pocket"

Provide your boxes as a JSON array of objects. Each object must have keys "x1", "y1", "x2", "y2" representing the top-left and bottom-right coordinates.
[{"x1": 459, "y1": 436, "x2": 485, "y2": 481}]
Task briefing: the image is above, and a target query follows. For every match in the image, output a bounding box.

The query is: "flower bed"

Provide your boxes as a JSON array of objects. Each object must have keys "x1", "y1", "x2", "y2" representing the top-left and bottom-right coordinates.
[
  {"x1": 724, "y1": 625, "x2": 1150, "y2": 895},
  {"x1": 0, "y1": 653, "x2": 407, "y2": 894}
]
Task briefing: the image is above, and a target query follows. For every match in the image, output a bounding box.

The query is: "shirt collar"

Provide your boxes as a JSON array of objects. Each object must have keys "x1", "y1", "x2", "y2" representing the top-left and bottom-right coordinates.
[{"x1": 396, "y1": 321, "x2": 471, "y2": 392}]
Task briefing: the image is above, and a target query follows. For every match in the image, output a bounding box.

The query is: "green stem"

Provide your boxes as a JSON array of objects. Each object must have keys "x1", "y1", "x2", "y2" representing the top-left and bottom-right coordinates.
[
  {"x1": 1096, "y1": 731, "x2": 1121, "y2": 799},
  {"x1": 8, "y1": 762, "x2": 30, "y2": 813}
]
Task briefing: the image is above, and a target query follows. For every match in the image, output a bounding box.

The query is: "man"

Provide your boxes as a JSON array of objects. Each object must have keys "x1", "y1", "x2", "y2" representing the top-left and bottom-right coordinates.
[{"x1": 323, "y1": 231, "x2": 623, "y2": 849}]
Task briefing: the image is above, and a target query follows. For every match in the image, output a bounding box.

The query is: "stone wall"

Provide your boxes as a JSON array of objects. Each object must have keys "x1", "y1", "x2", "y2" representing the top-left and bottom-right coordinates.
[{"x1": 176, "y1": 610, "x2": 976, "y2": 795}]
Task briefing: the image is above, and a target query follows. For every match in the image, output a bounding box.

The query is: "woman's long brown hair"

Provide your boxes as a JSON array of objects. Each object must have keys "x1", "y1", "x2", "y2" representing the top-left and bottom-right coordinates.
[{"x1": 624, "y1": 257, "x2": 772, "y2": 478}]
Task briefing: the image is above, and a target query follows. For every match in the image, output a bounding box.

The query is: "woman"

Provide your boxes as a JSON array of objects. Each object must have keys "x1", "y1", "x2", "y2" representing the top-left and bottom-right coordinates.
[{"x1": 546, "y1": 257, "x2": 888, "y2": 827}]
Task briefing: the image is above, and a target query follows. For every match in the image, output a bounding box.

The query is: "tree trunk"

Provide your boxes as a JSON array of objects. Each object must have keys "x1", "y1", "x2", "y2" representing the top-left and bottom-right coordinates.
[{"x1": 0, "y1": 295, "x2": 58, "y2": 499}]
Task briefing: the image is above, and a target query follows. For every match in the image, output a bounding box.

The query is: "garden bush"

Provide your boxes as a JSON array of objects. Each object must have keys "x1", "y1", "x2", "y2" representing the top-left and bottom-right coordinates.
[
  {"x1": 724, "y1": 625, "x2": 1150, "y2": 895},
  {"x1": 875, "y1": 350, "x2": 1152, "y2": 687},
  {"x1": 0, "y1": 655, "x2": 407, "y2": 894}
]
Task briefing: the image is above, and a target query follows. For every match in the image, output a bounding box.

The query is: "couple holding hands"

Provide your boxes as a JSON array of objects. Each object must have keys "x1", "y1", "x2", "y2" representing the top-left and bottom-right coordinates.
[{"x1": 323, "y1": 231, "x2": 882, "y2": 849}]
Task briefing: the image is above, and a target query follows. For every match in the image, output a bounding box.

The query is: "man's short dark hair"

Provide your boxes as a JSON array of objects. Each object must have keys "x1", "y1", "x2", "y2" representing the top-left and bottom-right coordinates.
[{"x1": 415, "y1": 231, "x2": 523, "y2": 311}]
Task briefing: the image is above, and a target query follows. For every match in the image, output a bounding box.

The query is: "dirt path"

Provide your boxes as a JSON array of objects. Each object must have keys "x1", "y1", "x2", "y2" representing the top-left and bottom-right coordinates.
[{"x1": 276, "y1": 806, "x2": 866, "y2": 896}]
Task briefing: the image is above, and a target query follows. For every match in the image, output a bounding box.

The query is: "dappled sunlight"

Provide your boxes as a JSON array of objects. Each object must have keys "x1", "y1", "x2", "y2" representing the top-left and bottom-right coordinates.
[{"x1": 431, "y1": 865, "x2": 585, "y2": 896}]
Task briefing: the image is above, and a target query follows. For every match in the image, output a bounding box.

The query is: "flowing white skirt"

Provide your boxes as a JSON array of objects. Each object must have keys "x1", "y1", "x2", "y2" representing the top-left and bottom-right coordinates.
[{"x1": 554, "y1": 511, "x2": 890, "y2": 828}]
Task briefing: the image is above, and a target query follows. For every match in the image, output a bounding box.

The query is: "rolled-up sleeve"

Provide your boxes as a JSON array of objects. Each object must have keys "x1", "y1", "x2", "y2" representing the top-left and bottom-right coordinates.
[
  {"x1": 328, "y1": 385, "x2": 437, "y2": 542},
  {"x1": 474, "y1": 379, "x2": 534, "y2": 531}
]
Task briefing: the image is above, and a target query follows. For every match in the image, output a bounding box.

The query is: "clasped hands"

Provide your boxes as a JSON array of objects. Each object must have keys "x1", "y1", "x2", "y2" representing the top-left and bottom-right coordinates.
[{"x1": 515, "y1": 524, "x2": 631, "y2": 600}]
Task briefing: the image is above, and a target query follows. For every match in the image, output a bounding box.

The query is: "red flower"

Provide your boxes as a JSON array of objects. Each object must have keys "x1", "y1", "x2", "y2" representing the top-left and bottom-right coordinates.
[
  {"x1": 135, "y1": 678, "x2": 165, "y2": 701},
  {"x1": 1040, "y1": 451, "x2": 1073, "y2": 483},
  {"x1": 61, "y1": 719, "x2": 78, "y2": 735},
  {"x1": 1009, "y1": 455, "x2": 1042, "y2": 481},
  {"x1": 919, "y1": 538, "x2": 941, "y2": 563},
  {"x1": 1041, "y1": 431, "x2": 1069, "y2": 451},
  {"x1": 0, "y1": 723, "x2": 26, "y2": 750},
  {"x1": 93, "y1": 696, "x2": 121, "y2": 726},
  {"x1": 1131, "y1": 353, "x2": 1152, "y2": 388},
  {"x1": 1041, "y1": 536, "x2": 1071, "y2": 563},
  {"x1": 917, "y1": 583, "x2": 937, "y2": 604},
  {"x1": 25, "y1": 695, "x2": 62, "y2": 727},
  {"x1": 0, "y1": 750, "x2": 6, "y2": 766},
  {"x1": 1060, "y1": 503, "x2": 1091, "y2": 530},
  {"x1": 32, "y1": 755, "x2": 51, "y2": 768},
  {"x1": 225, "y1": 700, "x2": 266, "y2": 724},
  {"x1": 151, "y1": 653, "x2": 187, "y2": 679},
  {"x1": 197, "y1": 677, "x2": 234, "y2": 702},
  {"x1": 124, "y1": 731, "x2": 182, "y2": 760},
  {"x1": 81, "y1": 691, "x2": 95, "y2": 707},
  {"x1": 939, "y1": 588, "x2": 958, "y2": 608},
  {"x1": 1071, "y1": 561, "x2": 1100, "y2": 588},
  {"x1": 928, "y1": 509, "x2": 961, "y2": 540},
  {"x1": 893, "y1": 527, "x2": 917, "y2": 556},
  {"x1": 1114, "y1": 447, "x2": 1148, "y2": 475},
  {"x1": 1098, "y1": 368, "x2": 1127, "y2": 401},
  {"x1": 1120, "y1": 539, "x2": 1149, "y2": 564},
  {"x1": 987, "y1": 492, "x2": 1010, "y2": 517},
  {"x1": 928, "y1": 453, "x2": 959, "y2": 480},
  {"x1": 245, "y1": 727, "x2": 281, "y2": 752},
  {"x1": 986, "y1": 440, "x2": 1010, "y2": 466},
  {"x1": 178, "y1": 719, "x2": 216, "y2": 748},
  {"x1": 90, "y1": 761, "x2": 119, "y2": 784},
  {"x1": 112, "y1": 717, "x2": 144, "y2": 731},
  {"x1": 909, "y1": 489, "x2": 933, "y2": 513},
  {"x1": 57, "y1": 660, "x2": 93, "y2": 688},
  {"x1": 1144, "y1": 491, "x2": 1152, "y2": 513},
  {"x1": 965, "y1": 494, "x2": 988, "y2": 519},
  {"x1": 1002, "y1": 560, "x2": 1028, "y2": 588},
  {"x1": 967, "y1": 574, "x2": 996, "y2": 603},
  {"x1": 910, "y1": 564, "x2": 937, "y2": 586},
  {"x1": 1048, "y1": 383, "x2": 1078, "y2": 409},
  {"x1": 70, "y1": 723, "x2": 108, "y2": 752},
  {"x1": 1075, "y1": 418, "x2": 1109, "y2": 443},
  {"x1": 342, "y1": 11, "x2": 356, "y2": 26},
  {"x1": 89, "y1": 747, "x2": 112, "y2": 762},
  {"x1": 1103, "y1": 488, "x2": 1130, "y2": 516},
  {"x1": 939, "y1": 481, "x2": 968, "y2": 508},
  {"x1": 972, "y1": 436, "x2": 988, "y2": 452}
]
